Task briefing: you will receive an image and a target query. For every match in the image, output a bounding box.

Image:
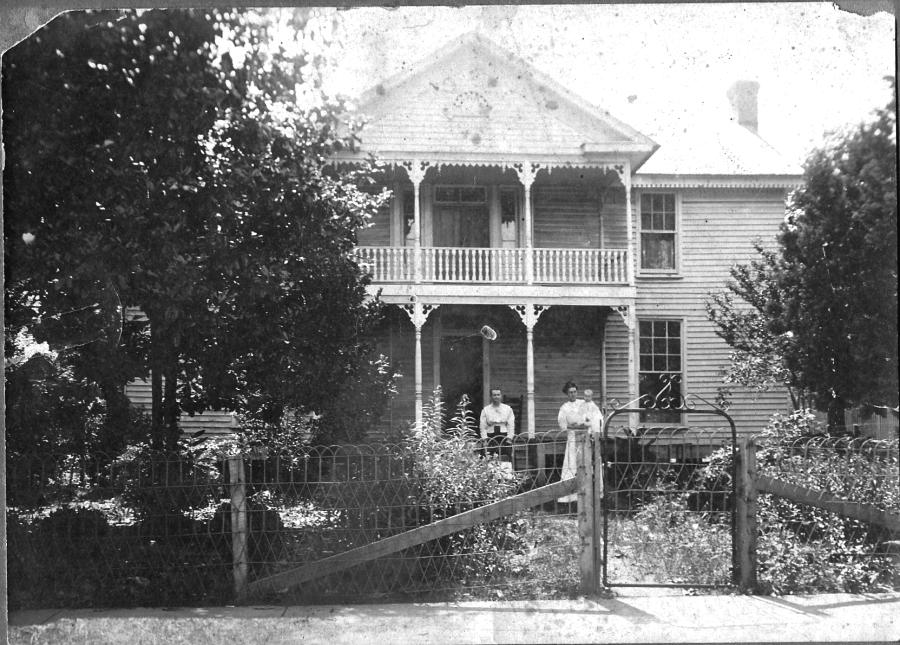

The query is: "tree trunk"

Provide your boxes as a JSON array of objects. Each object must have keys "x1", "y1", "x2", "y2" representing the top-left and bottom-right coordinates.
[
  {"x1": 150, "y1": 321, "x2": 164, "y2": 450},
  {"x1": 163, "y1": 358, "x2": 180, "y2": 451},
  {"x1": 826, "y1": 395, "x2": 846, "y2": 433}
]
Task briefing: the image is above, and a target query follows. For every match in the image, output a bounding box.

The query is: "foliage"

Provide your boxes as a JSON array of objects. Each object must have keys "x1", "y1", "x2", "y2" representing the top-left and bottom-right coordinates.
[
  {"x1": 777, "y1": 84, "x2": 897, "y2": 413},
  {"x1": 3, "y1": 9, "x2": 388, "y2": 450},
  {"x1": 7, "y1": 506, "x2": 233, "y2": 610},
  {"x1": 110, "y1": 442, "x2": 221, "y2": 526},
  {"x1": 313, "y1": 351, "x2": 398, "y2": 444},
  {"x1": 707, "y1": 81, "x2": 897, "y2": 418},
  {"x1": 699, "y1": 409, "x2": 898, "y2": 594},
  {"x1": 405, "y1": 391, "x2": 520, "y2": 514},
  {"x1": 616, "y1": 488, "x2": 731, "y2": 585},
  {"x1": 706, "y1": 246, "x2": 808, "y2": 409}
]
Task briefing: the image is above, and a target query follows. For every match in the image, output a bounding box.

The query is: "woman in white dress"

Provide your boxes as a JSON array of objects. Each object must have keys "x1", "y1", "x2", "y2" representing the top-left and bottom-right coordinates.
[{"x1": 557, "y1": 381, "x2": 586, "y2": 504}]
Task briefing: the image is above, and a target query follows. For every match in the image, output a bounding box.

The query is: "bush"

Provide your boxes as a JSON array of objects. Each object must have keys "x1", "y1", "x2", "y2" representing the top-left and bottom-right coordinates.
[
  {"x1": 205, "y1": 493, "x2": 287, "y2": 567},
  {"x1": 110, "y1": 442, "x2": 222, "y2": 526},
  {"x1": 8, "y1": 507, "x2": 114, "y2": 608},
  {"x1": 699, "y1": 409, "x2": 898, "y2": 594},
  {"x1": 297, "y1": 391, "x2": 527, "y2": 596},
  {"x1": 400, "y1": 393, "x2": 525, "y2": 586},
  {"x1": 618, "y1": 487, "x2": 731, "y2": 585}
]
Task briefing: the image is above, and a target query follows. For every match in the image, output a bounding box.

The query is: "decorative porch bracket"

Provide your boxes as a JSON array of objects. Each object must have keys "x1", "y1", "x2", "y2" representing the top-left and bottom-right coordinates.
[
  {"x1": 509, "y1": 303, "x2": 549, "y2": 437},
  {"x1": 401, "y1": 301, "x2": 439, "y2": 429}
]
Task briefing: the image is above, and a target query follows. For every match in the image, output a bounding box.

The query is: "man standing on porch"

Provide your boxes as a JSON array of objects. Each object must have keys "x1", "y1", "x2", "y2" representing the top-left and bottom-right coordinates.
[{"x1": 479, "y1": 387, "x2": 515, "y2": 440}]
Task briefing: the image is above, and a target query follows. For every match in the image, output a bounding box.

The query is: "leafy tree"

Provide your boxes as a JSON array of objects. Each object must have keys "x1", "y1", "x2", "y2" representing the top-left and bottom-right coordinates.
[
  {"x1": 708, "y1": 81, "x2": 897, "y2": 423},
  {"x1": 706, "y1": 243, "x2": 810, "y2": 410},
  {"x1": 3, "y1": 9, "x2": 390, "y2": 450}
]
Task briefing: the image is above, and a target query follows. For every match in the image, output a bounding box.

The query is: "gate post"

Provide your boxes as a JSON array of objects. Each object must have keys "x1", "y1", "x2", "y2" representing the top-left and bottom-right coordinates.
[
  {"x1": 576, "y1": 431, "x2": 598, "y2": 593},
  {"x1": 734, "y1": 437, "x2": 758, "y2": 592},
  {"x1": 229, "y1": 455, "x2": 249, "y2": 601}
]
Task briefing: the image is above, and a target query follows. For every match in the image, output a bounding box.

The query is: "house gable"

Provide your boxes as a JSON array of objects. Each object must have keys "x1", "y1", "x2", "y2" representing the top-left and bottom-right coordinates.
[{"x1": 343, "y1": 32, "x2": 657, "y2": 167}]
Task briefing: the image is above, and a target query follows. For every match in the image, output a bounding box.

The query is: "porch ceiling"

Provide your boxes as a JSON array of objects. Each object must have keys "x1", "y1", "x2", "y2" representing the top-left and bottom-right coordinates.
[
  {"x1": 355, "y1": 163, "x2": 627, "y2": 187},
  {"x1": 367, "y1": 283, "x2": 636, "y2": 307}
]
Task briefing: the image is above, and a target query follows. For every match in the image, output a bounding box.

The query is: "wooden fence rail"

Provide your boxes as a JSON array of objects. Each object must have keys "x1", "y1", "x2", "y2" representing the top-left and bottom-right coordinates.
[
  {"x1": 756, "y1": 475, "x2": 900, "y2": 534},
  {"x1": 734, "y1": 437, "x2": 900, "y2": 593},
  {"x1": 248, "y1": 477, "x2": 578, "y2": 596}
]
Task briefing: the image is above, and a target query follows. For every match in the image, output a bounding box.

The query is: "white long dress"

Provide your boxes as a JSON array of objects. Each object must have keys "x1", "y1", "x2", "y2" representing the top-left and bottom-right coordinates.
[
  {"x1": 557, "y1": 400, "x2": 585, "y2": 503},
  {"x1": 557, "y1": 400, "x2": 602, "y2": 503}
]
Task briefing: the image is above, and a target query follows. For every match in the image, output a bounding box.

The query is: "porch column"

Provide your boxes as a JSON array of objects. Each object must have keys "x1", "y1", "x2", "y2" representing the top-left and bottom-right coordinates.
[
  {"x1": 616, "y1": 304, "x2": 639, "y2": 428},
  {"x1": 513, "y1": 163, "x2": 539, "y2": 285},
  {"x1": 510, "y1": 303, "x2": 549, "y2": 437},
  {"x1": 622, "y1": 161, "x2": 635, "y2": 286},
  {"x1": 404, "y1": 160, "x2": 429, "y2": 284},
  {"x1": 402, "y1": 302, "x2": 439, "y2": 429}
]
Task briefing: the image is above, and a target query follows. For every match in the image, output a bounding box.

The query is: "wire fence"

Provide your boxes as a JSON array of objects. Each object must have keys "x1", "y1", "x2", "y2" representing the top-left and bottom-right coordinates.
[
  {"x1": 600, "y1": 426, "x2": 736, "y2": 588},
  {"x1": 752, "y1": 435, "x2": 900, "y2": 594},
  {"x1": 7, "y1": 434, "x2": 581, "y2": 609},
  {"x1": 8, "y1": 431, "x2": 898, "y2": 609}
]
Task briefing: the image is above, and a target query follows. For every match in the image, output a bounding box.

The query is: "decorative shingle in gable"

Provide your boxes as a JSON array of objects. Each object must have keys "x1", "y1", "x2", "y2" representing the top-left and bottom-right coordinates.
[{"x1": 346, "y1": 32, "x2": 656, "y2": 166}]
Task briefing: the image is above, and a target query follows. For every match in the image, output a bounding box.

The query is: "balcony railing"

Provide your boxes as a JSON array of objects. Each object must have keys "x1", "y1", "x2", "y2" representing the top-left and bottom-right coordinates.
[{"x1": 355, "y1": 246, "x2": 628, "y2": 285}]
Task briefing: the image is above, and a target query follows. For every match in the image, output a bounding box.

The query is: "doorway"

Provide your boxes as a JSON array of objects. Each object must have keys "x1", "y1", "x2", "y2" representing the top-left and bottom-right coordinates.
[
  {"x1": 432, "y1": 186, "x2": 489, "y2": 248},
  {"x1": 439, "y1": 334, "x2": 484, "y2": 421}
]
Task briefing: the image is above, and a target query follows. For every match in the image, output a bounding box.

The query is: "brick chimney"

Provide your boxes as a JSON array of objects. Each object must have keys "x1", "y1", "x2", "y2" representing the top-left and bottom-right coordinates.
[{"x1": 727, "y1": 80, "x2": 760, "y2": 134}]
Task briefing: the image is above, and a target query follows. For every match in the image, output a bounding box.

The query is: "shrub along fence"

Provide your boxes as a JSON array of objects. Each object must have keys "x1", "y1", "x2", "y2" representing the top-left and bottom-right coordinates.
[
  {"x1": 7, "y1": 433, "x2": 585, "y2": 609},
  {"x1": 7, "y1": 426, "x2": 898, "y2": 609},
  {"x1": 734, "y1": 434, "x2": 900, "y2": 594}
]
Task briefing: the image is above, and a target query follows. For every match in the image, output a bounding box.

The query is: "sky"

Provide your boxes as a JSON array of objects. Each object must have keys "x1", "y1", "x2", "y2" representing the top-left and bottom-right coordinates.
[{"x1": 283, "y1": 2, "x2": 895, "y2": 167}]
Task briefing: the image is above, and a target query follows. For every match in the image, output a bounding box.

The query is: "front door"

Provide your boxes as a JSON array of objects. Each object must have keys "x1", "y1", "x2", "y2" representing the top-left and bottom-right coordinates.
[
  {"x1": 433, "y1": 186, "x2": 489, "y2": 248},
  {"x1": 439, "y1": 334, "x2": 484, "y2": 425}
]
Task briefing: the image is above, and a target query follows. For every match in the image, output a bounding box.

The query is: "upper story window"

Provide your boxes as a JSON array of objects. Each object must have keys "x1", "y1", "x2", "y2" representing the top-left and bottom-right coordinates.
[{"x1": 640, "y1": 193, "x2": 677, "y2": 272}]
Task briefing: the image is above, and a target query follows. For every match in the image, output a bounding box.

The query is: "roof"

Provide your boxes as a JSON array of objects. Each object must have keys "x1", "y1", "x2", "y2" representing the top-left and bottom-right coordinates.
[
  {"x1": 341, "y1": 32, "x2": 802, "y2": 179},
  {"x1": 342, "y1": 32, "x2": 657, "y2": 169},
  {"x1": 625, "y1": 109, "x2": 803, "y2": 176}
]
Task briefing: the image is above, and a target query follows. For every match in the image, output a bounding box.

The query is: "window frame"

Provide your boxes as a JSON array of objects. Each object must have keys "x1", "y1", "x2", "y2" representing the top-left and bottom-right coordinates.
[
  {"x1": 637, "y1": 317, "x2": 685, "y2": 424},
  {"x1": 433, "y1": 184, "x2": 488, "y2": 205},
  {"x1": 636, "y1": 190, "x2": 681, "y2": 275}
]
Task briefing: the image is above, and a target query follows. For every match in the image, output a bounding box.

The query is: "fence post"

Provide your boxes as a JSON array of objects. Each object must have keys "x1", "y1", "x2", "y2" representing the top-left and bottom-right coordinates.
[
  {"x1": 734, "y1": 437, "x2": 758, "y2": 592},
  {"x1": 593, "y1": 432, "x2": 605, "y2": 588},
  {"x1": 229, "y1": 455, "x2": 249, "y2": 602},
  {"x1": 576, "y1": 431, "x2": 598, "y2": 593}
]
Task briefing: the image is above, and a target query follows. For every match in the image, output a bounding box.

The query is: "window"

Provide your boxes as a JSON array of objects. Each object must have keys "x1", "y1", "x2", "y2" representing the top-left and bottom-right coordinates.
[
  {"x1": 640, "y1": 193, "x2": 677, "y2": 271},
  {"x1": 638, "y1": 320, "x2": 682, "y2": 423}
]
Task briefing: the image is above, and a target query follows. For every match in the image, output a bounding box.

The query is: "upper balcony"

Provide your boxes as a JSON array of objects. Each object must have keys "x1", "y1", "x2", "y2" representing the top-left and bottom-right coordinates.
[
  {"x1": 356, "y1": 246, "x2": 628, "y2": 285},
  {"x1": 350, "y1": 166, "x2": 637, "y2": 304}
]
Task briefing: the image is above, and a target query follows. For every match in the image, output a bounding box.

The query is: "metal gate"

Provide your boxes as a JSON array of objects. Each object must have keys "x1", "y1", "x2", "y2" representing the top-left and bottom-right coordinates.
[{"x1": 599, "y1": 378, "x2": 737, "y2": 589}]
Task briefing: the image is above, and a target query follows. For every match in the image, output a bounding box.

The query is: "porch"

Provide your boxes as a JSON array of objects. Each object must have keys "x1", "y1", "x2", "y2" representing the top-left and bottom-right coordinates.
[{"x1": 371, "y1": 303, "x2": 638, "y2": 439}]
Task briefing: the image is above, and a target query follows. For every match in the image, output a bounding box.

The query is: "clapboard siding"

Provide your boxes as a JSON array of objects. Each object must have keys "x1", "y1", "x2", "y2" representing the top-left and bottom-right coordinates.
[
  {"x1": 601, "y1": 187, "x2": 628, "y2": 249},
  {"x1": 633, "y1": 187, "x2": 792, "y2": 433},
  {"x1": 533, "y1": 185, "x2": 601, "y2": 248},
  {"x1": 124, "y1": 379, "x2": 237, "y2": 435},
  {"x1": 533, "y1": 339, "x2": 602, "y2": 431},
  {"x1": 603, "y1": 314, "x2": 631, "y2": 405},
  {"x1": 357, "y1": 200, "x2": 391, "y2": 246}
]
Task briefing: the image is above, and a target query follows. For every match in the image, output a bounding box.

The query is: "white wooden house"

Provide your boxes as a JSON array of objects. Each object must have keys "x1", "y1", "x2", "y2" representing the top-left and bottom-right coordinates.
[
  {"x1": 338, "y1": 32, "x2": 802, "y2": 439},
  {"x1": 127, "y1": 32, "x2": 801, "y2": 442}
]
